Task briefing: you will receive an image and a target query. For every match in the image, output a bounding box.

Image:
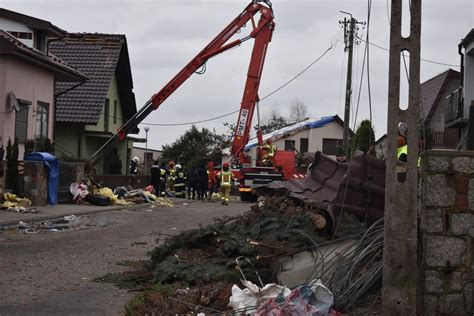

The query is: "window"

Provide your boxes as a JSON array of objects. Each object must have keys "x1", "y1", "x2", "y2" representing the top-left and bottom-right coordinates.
[
  {"x1": 7, "y1": 31, "x2": 33, "y2": 40},
  {"x1": 113, "y1": 100, "x2": 118, "y2": 124},
  {"x1": 35, "y1": 101, "x2": 49, "y2": 139},
  {"x1": 15, "y1": 104, "x2": 29, "y2": 143},
  {"x1": 284, "y1": 140, "x2": 295, "y2": 151},
  {"x1": 322, "y1": 138, "x2": 343, "y2": 156},
  {"x1": 300, "y1": 138, "x2": 309, "y2": 153},
  {"x1": 104, "y1": 98, "x2": 110, "y2": 131}
]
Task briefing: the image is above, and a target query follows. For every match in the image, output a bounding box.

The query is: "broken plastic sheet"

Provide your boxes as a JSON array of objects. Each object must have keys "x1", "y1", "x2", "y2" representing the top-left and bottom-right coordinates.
[{"x1": 254, "y1": 280, "x2": 335, "y2": 316}]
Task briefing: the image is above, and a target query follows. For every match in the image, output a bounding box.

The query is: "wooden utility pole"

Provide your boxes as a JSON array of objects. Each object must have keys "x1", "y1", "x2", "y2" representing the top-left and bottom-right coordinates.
[{"x1": 340, "y1": 14, "x2": 364, "y2": 158}]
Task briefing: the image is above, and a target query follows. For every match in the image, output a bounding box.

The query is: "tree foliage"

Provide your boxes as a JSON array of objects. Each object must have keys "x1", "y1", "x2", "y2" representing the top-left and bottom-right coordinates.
[
  {"x1": 6, "y1": 138, "x2": 19, "y2": 194},
  {"x1": 161, "y1": 125, "x2": 228, "y2": 168},
  {"x1": 289, "y1": 98, "x2": 309, "y2": 123},
  {"x1": 353, "y1": 120, "x2": 375, "y2": 155}
]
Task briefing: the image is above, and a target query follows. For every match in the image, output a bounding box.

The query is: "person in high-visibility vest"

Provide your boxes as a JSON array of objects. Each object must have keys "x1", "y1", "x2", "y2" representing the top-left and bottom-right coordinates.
[
  {"x1": 218, "y1": 162, "x2": 233, "y2": 206},
  {"x1": 174, "y1": 164, "x2": 187, "y2": 198},
  {"x1": 397, "y1": 135, "x2": 408, "y2": 162},
  {"x1": 167, "y1": 160, "x2": 176, "y2": 193},
  {"x1": 261, "y1": 138, "x2": 276, "y2": 166}
]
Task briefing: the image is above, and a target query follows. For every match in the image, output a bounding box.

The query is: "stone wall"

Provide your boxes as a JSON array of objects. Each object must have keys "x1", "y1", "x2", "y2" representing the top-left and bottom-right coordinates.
[
  {"x1": 23, "y1": 161, "x2": 48, "y2": 206},
  {"x1": 422, "y1": 150, "x2": 474, "y2": 315}
]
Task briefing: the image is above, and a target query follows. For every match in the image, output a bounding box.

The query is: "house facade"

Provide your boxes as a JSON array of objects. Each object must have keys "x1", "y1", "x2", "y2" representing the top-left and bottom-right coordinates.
[
  {"x1": 49, "y1": 33, "x2": 138, "y2": 174},
  {"x1": 444, "y1": 29, "x2": 474, "y2": 149},
  {"x1": 0, "y1": 10, "x2": 86, "y2": 158},
  {"x1": 223, "y1": 115, "x2": 346, "y2": 165}
]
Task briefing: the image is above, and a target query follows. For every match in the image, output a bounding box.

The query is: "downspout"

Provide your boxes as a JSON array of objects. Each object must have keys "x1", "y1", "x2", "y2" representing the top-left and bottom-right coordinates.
[{"x1": 458, "y1": 42, "x2": 464, "y2": 92}]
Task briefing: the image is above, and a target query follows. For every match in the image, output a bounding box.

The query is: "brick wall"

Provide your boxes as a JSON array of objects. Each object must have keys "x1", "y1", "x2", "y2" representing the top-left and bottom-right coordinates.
[{"x1": 422, "y1": 150, "x2": 474, "y2": 315}]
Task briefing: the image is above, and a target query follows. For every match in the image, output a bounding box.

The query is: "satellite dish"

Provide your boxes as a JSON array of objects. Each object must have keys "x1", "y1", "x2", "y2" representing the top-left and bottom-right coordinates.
[{"x1": 8, "y1": 92, "x2": 20, "y2": 112}]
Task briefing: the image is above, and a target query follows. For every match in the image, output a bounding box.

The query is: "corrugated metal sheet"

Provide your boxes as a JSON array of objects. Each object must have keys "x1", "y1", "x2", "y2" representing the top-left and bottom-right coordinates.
[{"x1": 256, "y1": 151, "x2": 385, "y2": 225}]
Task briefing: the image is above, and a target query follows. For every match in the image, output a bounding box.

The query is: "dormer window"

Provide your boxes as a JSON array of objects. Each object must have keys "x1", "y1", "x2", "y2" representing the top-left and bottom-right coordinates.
[{"x1": 7, "y1": 31, "x2": 33, "y2": 40}]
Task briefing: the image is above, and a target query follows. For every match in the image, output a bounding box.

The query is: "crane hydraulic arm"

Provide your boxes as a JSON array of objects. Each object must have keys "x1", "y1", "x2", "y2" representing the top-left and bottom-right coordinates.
[{"x1": 88, "y1": 1, "x2": 274, "y2": 168}]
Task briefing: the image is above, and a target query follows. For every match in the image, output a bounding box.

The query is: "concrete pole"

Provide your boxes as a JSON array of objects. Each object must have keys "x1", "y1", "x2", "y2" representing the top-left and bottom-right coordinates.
[
  {"x1": 382, "y1": 0, "x2": 422, "y2": 314},
  {"x1": 343, "y1": 17, "x2": 355, "y2": 158}
]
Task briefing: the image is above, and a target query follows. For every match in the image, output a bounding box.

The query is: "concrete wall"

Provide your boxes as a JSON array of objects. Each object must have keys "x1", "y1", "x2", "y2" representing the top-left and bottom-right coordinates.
[
  {"x1": 0, "y1": 55, "x2": 55, "y2": 158},
  {"x1": 421, "y1": 150, "x2": 474, "y2": 315}
]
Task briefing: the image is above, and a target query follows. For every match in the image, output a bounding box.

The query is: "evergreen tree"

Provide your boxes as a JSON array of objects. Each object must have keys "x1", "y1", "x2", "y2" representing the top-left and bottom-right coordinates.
[{"x1": 352, "y1": 120, "x2": 375, "y2": 155}]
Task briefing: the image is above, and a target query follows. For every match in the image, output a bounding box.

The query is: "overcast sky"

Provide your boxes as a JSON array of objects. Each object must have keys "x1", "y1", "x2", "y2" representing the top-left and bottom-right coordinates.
[{"x1": 3, "y1": 0, "x2": 473, "y2": 150}]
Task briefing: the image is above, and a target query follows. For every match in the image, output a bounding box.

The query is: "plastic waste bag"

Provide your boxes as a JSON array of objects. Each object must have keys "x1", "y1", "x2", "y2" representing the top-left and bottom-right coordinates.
[
  {"x1": 254, "y1": 279, "x2": 335, "y2": 316},
  {"x1": 228, "y1": 280, "x2": 291, "y2": 314}
]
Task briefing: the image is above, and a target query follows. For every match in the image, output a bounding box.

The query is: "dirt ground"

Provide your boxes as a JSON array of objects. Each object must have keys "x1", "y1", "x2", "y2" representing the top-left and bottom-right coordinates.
[{"x1": 0, "y1": 198, "x2": 248, "y2": 315}]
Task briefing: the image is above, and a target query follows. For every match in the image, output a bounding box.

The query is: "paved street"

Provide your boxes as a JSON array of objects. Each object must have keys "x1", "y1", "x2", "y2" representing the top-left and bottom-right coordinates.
[{"x1": 0, "y1": 199, "x2": 249, "y2": 315}]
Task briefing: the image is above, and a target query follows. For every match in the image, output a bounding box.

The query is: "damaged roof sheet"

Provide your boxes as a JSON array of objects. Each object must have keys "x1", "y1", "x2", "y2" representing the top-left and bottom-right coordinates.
[{"x1": 257, "y1": 151, "x2": 385, "y2": 224}]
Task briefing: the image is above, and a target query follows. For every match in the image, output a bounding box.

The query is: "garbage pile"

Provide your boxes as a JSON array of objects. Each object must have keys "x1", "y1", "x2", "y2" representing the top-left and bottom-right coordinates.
[
  {"x1": 0, "y1": 193, "x2": 37, "y2": 213},
  {"x1": 110, "y1": 195, "x2": 382, "y2": 314},
  {"x1": 69, "y1": 179, "x2": 174, "y2": 208}
]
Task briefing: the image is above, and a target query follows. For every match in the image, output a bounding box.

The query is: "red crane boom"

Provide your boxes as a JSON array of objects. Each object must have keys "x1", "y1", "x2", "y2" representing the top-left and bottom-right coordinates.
[{"x1": 88, "y1": 1, "x2": 274, "y2": 167}]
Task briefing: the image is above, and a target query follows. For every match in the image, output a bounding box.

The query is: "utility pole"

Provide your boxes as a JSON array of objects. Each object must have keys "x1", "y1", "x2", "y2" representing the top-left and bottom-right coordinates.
[{"x1": 340, "y1": 13, "x2": 364, "y2": 158}]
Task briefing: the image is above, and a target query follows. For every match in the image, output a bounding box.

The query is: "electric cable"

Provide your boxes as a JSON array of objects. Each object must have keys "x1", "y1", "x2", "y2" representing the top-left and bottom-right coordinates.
[{"x1": 356, "y1": 36, "x2": 459, "y2": 67}]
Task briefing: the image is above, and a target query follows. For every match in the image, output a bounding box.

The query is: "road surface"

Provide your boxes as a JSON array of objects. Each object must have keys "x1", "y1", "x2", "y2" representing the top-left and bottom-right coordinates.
[{"x1": 0, "y1": 199, "x2": 248, "y2": 315}]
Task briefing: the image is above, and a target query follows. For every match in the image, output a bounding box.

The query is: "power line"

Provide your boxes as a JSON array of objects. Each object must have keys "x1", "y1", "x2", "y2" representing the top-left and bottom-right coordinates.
[
  {"x1": 139, "y1": 31, "x2": 343, "y2": 127},
  {"x1": 356, "y1": 36, "x2": 459, "y2": 67}
]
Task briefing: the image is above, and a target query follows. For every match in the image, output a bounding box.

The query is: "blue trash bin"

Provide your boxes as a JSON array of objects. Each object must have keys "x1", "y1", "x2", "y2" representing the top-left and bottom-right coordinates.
[{"x1": 24, "y1": 152, "x2": 59, "y2": 205}]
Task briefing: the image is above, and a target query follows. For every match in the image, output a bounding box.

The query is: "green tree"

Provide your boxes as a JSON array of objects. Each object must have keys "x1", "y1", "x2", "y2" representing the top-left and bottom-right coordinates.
[
  {"x1": 352, "y1": 120, "x2": 375, "y2": 155},
  {"x1": 6, "y1": 138, "x2": 19, "y2": 194},
  {"x1": 161, "y1": 125, "x2": 228, "y2": 168}
]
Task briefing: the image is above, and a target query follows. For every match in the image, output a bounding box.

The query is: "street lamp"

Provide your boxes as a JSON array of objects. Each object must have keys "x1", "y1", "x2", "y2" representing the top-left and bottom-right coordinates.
[{"x1": 144, "y1": 127, "x2": 150, "y2": 150}]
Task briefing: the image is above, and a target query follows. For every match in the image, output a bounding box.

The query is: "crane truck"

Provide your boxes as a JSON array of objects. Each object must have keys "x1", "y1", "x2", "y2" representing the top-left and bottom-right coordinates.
[{"x1": 88, "y1": 0, "x2": 303, "y2": 201}]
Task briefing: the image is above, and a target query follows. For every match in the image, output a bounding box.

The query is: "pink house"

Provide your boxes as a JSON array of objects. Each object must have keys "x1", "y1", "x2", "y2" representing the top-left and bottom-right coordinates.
[{"x1": 0, "y1": 9, "x2": 86, "y2": 158}]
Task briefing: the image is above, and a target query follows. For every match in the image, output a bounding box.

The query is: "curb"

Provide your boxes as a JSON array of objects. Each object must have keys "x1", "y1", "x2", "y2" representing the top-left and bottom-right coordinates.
[{"x1": 0, "y1": 203, "x2": 153, "y2": 229}]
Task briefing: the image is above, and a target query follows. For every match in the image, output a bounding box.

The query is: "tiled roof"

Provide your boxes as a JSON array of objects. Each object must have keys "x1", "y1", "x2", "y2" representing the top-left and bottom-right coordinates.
[
  {"x1": 421, "y1": 69, "x2": 460, "y2": 123},
  {"x1": 256, "y1": 151, "x2": 385, "y2": 229},
  {"x1": 0, "y1": 30, "x2": 85, "y2": 81},
  {"x1": 49, "y1": 33, "x2": 135, "y2": 124}
]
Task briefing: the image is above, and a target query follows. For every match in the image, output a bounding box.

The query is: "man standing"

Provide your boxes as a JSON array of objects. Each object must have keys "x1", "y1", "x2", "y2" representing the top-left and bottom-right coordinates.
[
  {"x1": 186, "y1": 166, "x2": 198, "y2": 200},
  {"x1": 150, "y1": 160, "x2": 162, "y2": 195},
  {"x1": 197, "y1": 164, "x2": 208, "y2": 201},
  {"x1": 218, "y1": 162, "x2": 233, "y2": 206},
  {"x1": 130, "y1": 156, "x2": 139, "y2": 175},
  {"x1": 174, "y1": 164, "x2": 187, "y2": 198},
  {"x1": 167, "y1": 160, "x2": 176, "y2": 194}
]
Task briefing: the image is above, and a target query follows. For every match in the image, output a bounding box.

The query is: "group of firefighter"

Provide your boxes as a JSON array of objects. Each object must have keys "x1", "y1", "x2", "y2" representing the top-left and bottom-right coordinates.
[{"x1": 149, "y1": 160, "x2": 234, "y2": 205}]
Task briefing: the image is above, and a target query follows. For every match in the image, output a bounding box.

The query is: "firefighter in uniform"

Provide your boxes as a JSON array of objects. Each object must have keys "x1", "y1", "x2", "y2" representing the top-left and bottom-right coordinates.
[
  {"x1": 150, "y1": 160, "x2": 162, "y2": 195},
  {"x1": 167, "y1": 161, "x2": 176, "y2": 194},
  {"x1": 218, "y1": 162, "x2": 233, "y2": 205},
  {"x1": 261, "y1": 138, "x2": 276, "y2": 166},
  {"x1": 174, "y1": 164, "x2": 187, "y2": 198}
]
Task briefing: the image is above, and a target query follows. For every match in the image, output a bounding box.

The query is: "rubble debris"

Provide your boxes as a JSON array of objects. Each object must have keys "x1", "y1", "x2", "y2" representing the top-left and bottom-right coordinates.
[
  {"x1": 254, "y1": 279, "x2": 337, "y2": 316},
  {"x1": 1, "y1": 193, "x2": 35, "y2": 213},
  {"x1": 99, "y1": 177, "x2": 382, "y2": 314}
]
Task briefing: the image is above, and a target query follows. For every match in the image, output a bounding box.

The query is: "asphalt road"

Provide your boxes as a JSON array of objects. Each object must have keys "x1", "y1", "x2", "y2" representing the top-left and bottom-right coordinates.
[{"x1": 0, "y1": 199, "x2": 249, "y2": 316}]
